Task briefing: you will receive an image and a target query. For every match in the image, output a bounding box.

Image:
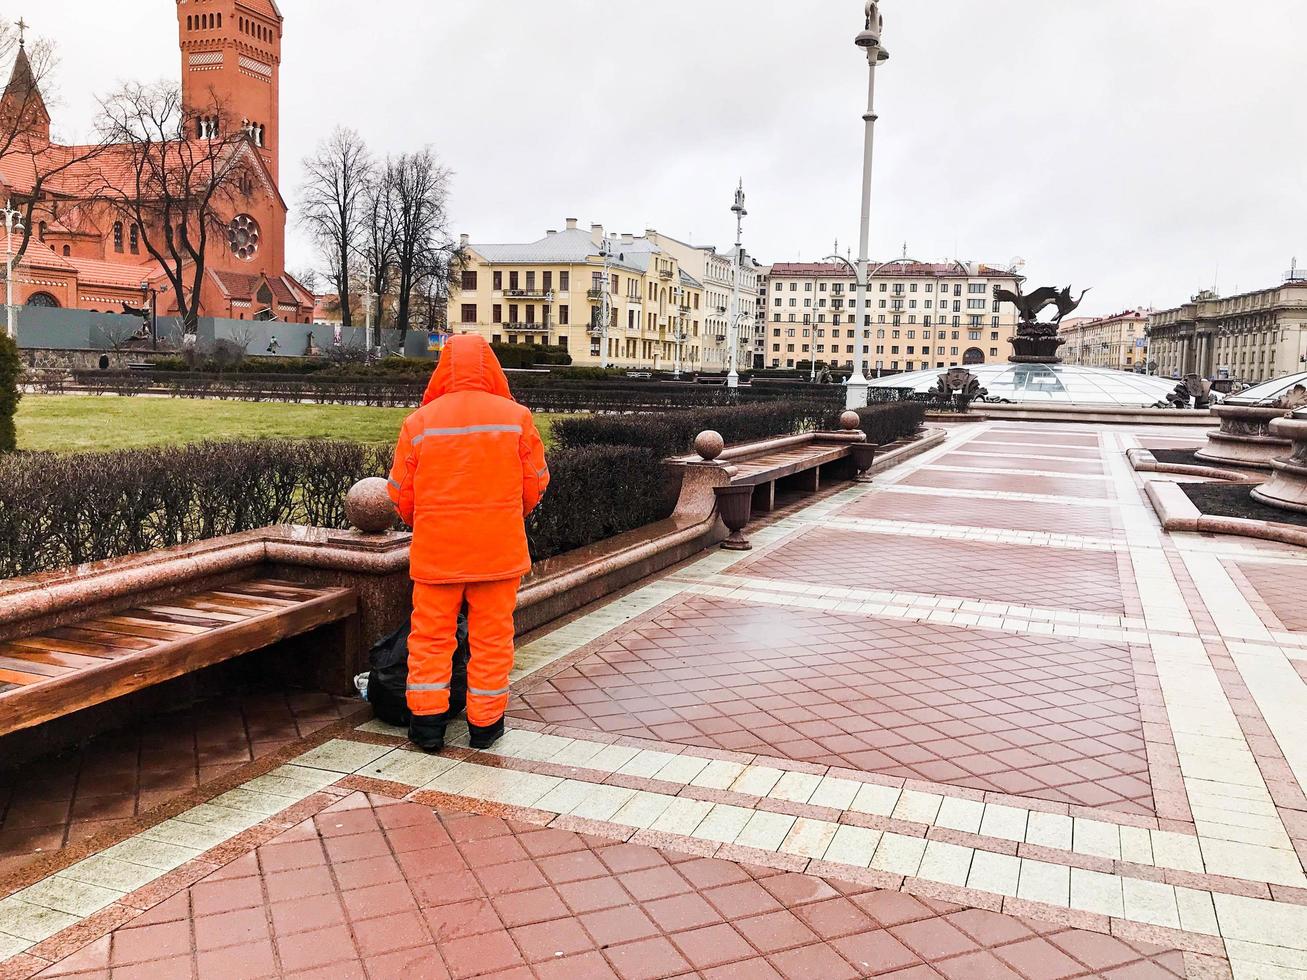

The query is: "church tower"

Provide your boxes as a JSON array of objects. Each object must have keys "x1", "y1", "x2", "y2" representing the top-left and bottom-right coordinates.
[
  {"x1": 1, "y1": 28, "x2": 51, "y2": 150},
  {"x1": 176, "y1": 0, "x2": 283, "y2": 181}
]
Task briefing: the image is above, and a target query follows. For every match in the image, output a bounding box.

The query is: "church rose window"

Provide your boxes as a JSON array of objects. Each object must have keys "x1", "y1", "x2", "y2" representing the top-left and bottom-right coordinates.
[
  {"x1": 27, "y1": 292, "x2": 59, "y2": 308},
  {"x1": 228, "y1": 214, "x2": 261, "y2": 261}
]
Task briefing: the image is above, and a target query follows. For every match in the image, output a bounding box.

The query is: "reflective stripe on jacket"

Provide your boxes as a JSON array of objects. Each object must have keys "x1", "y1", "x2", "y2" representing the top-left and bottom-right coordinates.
[{"x1": 388, "y1": 335, "x2": 550, "y2": 584}]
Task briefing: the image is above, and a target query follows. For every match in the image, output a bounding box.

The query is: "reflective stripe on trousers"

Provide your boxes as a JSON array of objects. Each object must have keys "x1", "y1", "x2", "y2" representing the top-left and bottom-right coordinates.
[{"x1": 407, "y1": 578, "x2": 519, "y2": 727}]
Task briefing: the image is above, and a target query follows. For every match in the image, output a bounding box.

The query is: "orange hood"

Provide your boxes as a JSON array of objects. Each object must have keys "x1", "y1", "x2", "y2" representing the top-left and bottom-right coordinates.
[{"x1": 422, "y1": 335, "x2": 514, "y2": 405}]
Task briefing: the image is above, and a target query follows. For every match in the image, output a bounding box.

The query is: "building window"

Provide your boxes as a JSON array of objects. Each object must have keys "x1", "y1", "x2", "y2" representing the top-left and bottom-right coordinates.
[
  {"x1": 129, "y1": 224, "x2": 140, "y2": 254},
  {"x1": 492, "y1": 304, "x2": 502, "y2": 323},
  {"x1": 559, "y1": 272, "x2": 569, "y2": 292},
  {"x1": 461, "y1": 270, "x2": 478, "y2": 291},
  {"x1": 492, "y1": 271, "x2": 503, "y2": 291},
  {"x1": 559, "y1": 306, "x2": 569, "y2": 325},
  {"x1": 112, "y1": 222, "x2": 123, "y2": 252},
  {"x1": 460, "y1": 304, "x2": 477, "y2": 323},
  {"x1": 63, "y1": 245, "x2": 71, "y2": 257}
]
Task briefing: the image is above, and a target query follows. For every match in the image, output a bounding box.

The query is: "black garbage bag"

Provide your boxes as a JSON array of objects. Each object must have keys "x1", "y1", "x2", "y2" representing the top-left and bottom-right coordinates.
[{"x1": 366, "y1": 610, "x2": 470, "y2": 727}]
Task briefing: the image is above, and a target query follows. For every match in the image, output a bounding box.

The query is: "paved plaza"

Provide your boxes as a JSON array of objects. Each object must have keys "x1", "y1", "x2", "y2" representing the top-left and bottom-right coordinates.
[{"x1": 3, "y1": 421, "x2": 1307, "y2": 978}]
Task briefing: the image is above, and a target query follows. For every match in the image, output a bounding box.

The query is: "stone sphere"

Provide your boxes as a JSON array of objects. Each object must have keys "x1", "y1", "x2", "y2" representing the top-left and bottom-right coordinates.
[
  {"x1": 695, "y1": 430, "x2": 725, "y2": 461},
  {"x1": 346, "y1": 478, "x2": 397, "y2": 533},
  {"x1": 841, "y1": 410, "x2": 863, "y2": 431}
]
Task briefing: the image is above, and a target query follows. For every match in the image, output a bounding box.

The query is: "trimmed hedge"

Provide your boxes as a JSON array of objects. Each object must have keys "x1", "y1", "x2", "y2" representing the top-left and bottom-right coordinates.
[
  {"x1": 527, "y1": 446, "x2": 671, "y2": 561},
  {"x1": 0, "y1": 333, "x2": 19, "y2": 453},
  {"x1": 0, "y1": 437, "x2": 677, "y2": 578},
  {"x1": 0, "y1": 442, "x2": 391, "y2": 579},
  {"x1": 552, "y1": 399, "x2": 920, "y2": 458}
]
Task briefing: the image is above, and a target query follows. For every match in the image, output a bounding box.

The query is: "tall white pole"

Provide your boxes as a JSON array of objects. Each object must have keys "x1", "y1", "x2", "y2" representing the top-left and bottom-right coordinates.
[
  {"x1": 846, "y1": 3, "x2": 889, "y2": 410},
  {"x1": 3, "y1": 201, "x2": 22, "y2": 341},
  {"x1": 599, "y1": 239, "x2": 612, "y2": 370},
  {"x1": 727, "y1": 181, "x2": 747, "y2": 388}
]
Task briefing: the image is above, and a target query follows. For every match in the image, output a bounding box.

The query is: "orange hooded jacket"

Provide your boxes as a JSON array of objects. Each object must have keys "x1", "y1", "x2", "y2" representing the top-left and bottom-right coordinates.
[{"x1": 387, "y1": 336, "x2": 550, "y2": 585}]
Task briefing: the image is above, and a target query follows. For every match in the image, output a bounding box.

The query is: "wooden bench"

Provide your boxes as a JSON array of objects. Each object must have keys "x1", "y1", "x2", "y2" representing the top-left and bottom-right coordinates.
[{"x1": 0, "y1": 577, "x2": 358, "y2": 739}]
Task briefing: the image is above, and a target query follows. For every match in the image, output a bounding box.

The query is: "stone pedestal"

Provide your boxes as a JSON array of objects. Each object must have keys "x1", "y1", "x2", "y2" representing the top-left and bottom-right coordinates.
[
  {"x1": 1195, "y1": 404, "x2": 1296, "y2": 471},
  {"x1": 1252, "y1": 415, "x2": 1307, "y2": 514}
]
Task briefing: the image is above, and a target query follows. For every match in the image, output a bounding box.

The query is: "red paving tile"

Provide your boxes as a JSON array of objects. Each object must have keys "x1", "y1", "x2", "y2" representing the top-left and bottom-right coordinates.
[
  {"x1": 974, "y1": 431, "x2": 1102, "y2": 448},
  {"x1": 26, "y1": 792, "x2": 1199, "y2": 979},
  {"x1": 839, "y1": 491, "x2": 1120, "y2": 537},
  {"x1": 1237, "y1": 562, "x2": 1307, "y2": 631},
  {"x1": 740, "y1": 525, "x2": 1131, "y2": 615},
  {"x1": 0, "y1": 686, "x2": 353, "y2": 880},
  {"x1": 938, "y1": 452, "x2": 1107, "y2": 475},
  {"x1": 902, "y1": 468, "x2": 1116, "y2": 500},
  {"x1": 513, "y1": 596, "x2": 1155, "y2": 814}
]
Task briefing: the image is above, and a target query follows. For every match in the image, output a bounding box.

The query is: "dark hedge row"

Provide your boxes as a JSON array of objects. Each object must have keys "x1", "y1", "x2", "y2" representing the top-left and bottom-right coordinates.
[
  {"x1": 0, "y1": 439, "x2": 677, "y2": 579},
  {"x1": 0, "y1": 333, "x2": 19, "y2": 453},
  {"x1": 0, "y1": 442, "x2": 391, "y2": 579},
  {"x1": 553, "y1": 400, "x2": 922, "y2": 458}
]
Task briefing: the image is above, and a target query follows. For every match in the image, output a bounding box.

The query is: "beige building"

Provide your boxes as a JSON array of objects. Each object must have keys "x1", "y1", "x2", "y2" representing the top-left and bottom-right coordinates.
[
  {"x1": 764, "y1": 261, "x2": 1023, "y2": 372},
  {"x1": 448, "y1": 220, "x2": 706, "y2": 370},
  {"x1": 1059, "y1": 310, "x2": 1151, "y2": 371},
  {"x1": 640, "y1": 232, "x2": 764, "y2": 374},
  {"x1": 1147, "y1": 273, "x2": 1307, "y2": 382}
]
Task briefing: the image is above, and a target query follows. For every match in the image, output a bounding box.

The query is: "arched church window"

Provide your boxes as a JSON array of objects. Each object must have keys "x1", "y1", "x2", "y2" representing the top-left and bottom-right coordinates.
[
  {"x1": 130, "y1": 225, "x2": 140, "y2": 254},
  {"x1": 113, "y1": 222, "x2": 123, "y2": 253},
  {"x1": 187, "y1": 15, "x2": 192, "y2": 30},
  {"x1": 38, "y1": 221, "x2": 46, "y2": 241},
  {"x1": 63, "y1": 246, "x2": 71, "y2": 257},
  {"x1": 217, "y1": 13, "x2": 222, "y2": 28}
]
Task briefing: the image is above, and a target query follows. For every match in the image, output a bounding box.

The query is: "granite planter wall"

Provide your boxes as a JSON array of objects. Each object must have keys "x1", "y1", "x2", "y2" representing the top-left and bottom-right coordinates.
[
  {"x1": 1251, "y1": 413, "x2": 1307, "y2": 514},
  {"x1": 1195, "y1": 404, "x2": 1296, "y2": 471}
]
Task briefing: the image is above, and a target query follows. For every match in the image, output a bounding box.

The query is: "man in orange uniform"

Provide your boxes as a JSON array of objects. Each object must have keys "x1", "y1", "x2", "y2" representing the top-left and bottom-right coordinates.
[{"x1": 387, "y1": 335, "x2": 550, "y2": 752}]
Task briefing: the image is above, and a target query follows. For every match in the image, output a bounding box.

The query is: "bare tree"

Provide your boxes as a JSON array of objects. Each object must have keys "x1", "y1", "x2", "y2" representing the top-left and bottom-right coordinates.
[
  {"x1": 390, "y1": 149, "x2": 455, "y2": 337},
  {"x1": 89, "y1": 82, "x2": 256, "y2": 332},
  {"x1": 361, "y1": 164, "x2": 398, "y2": 345},
  {"x1": 298, "y1": 127, "x2": 372, "y2": 329}
]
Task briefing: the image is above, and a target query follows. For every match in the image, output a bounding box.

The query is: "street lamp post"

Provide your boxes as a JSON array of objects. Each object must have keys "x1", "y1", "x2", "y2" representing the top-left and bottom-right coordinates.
[
  {"x1": 846, "y1": 2, "x2": 890, "y2": 410},
  {"x1": 726, "y1": 180, "x2": 747, "y2": 389},
  {"x1": 2, "y1": 200, "x2": 24, "y2": 340},
  {"x1": 598, "y1": 238, "x2": 613, "y2": 370}
]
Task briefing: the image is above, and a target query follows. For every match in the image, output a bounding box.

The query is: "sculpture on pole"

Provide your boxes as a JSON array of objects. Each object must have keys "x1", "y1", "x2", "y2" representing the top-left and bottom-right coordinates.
[{"x1": 995, "y1": 283, "x2": 1092, "y2": 364}]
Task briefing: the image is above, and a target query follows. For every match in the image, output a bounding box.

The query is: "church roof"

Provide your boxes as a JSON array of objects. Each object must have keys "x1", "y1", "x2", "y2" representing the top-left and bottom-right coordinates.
[
  {"x1": 3, "y1": 42, "x2": 48, "y2": 120},
  {"x1": 235, "y1": 0, "x2": 283, "y2": 21},
  {"x1": 210, "y1": 269, "x2": 311, "y2": 307}
]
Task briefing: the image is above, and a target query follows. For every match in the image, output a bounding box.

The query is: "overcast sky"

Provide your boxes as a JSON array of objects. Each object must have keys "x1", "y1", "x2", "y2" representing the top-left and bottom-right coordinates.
[{"x1": 29, "y1": 0, "x2": 1307, "y2": 315}]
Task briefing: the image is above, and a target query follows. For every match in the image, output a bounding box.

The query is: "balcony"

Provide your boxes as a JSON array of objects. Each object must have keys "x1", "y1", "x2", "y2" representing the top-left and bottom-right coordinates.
[
  {"x1": 504, "y1": 289, "x2": 553, "y2": 301},
  {"x1": 658, "y1": 267, "x2": 673, "y2": 280},
  {"x1": 586, "y1": 288, "x2": 608, "y2": 302},
  {"x1": 678, "y1": 303, "x2": 691, "y2": 314}
]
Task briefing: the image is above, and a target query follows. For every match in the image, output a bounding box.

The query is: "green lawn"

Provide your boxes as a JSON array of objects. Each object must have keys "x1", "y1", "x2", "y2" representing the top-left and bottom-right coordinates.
[{"x1": 17, "y1": 396, "x2": 558, "y2": 453}]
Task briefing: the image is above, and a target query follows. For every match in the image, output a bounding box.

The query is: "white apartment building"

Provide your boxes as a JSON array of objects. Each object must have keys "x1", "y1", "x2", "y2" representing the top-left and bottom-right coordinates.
[
  {"x1": 642, "y1": 231, "x2": 763, "y2": 374},
  {"x1": 764, "y1": 261, "x2": 1023, "y2": 372}
]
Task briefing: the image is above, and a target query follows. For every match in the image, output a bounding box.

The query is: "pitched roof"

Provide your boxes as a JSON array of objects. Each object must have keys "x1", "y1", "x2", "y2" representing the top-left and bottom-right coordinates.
[
  {"x1": 767, "y1": 261, "x2": 1015, "y2": 279},
  {"x1": 236, "y1": 0, "x2": 283, "y2": 21},
  {"x1": 2, "y1": 43, "x2": 48, "y2": 124},
  {"x1": 210, "y1": 269, "x2": 310, "y2": 307}
]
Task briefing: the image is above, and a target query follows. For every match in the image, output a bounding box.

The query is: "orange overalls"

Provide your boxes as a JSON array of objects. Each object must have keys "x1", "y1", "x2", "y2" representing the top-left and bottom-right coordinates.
[{"x1": 387, "y1": 336, "x2": 549, "y2": 743}]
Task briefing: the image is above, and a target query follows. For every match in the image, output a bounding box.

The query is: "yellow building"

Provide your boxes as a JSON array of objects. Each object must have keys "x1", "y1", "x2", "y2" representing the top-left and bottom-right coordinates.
[
  {"x1": 1059, "y1": 310, "x2": 1151, "y2": 371},
  {"x1": 448, "y1": 220, "x2": 706, "y2": 370}
]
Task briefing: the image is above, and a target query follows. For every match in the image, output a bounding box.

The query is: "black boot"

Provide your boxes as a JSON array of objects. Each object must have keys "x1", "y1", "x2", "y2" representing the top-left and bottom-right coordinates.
[
  {"x1": 468, "y1": 717, "x2": 505, "y2": 750},
  {"x1": 409, "y1": 713, "x2": 449, "y2": 753}
]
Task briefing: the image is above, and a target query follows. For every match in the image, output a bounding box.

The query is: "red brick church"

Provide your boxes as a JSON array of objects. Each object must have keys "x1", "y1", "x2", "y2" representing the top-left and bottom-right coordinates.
[{"x1": 0, "y1": 1, "x2": 313, "y2": 323}]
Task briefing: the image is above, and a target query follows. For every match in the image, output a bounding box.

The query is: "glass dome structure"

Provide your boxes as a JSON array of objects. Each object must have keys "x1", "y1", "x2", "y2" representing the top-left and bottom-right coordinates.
[
  {"x1": 1221, "y1": 371, "x2": 1307, "y2": 406},
  {"x1": 868, "y1": 363, "x2": 1187, "y2": 408}
]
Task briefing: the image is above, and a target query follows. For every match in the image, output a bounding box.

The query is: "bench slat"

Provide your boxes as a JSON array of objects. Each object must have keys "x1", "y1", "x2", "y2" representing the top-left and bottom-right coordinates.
[
  {"x1": 0, "y1": 655, "x2": 75, "y2": 678},
  {"x1": 142, "y1": 604, "x2": 250, "y2": 625},
  {"x1": 189, "y1": 594, "x2": 288, "y2": 612},
  {"x1": 83, "y1": 618, "x2": 204, "y2": 642},
  {"x1": 10, "y1": 634, "x2": 133, "y2": 658},
  {"x1": 49, "y1": 627, "x2": 156, "y2": 652},
  {"x1": 230, "y1": 582, "x2": 321, "y2": 602},
  {"x1": 0, "y1": 645, "x2": 118, "y2": 670},
  {"x1": 104, "y1": 613, "x2": 215, "y2": 635},
  {"x1": 0, "y1": 587, "x2": 357, "y2": 737}
]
